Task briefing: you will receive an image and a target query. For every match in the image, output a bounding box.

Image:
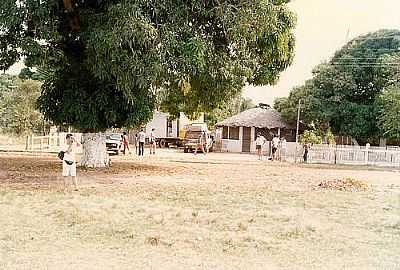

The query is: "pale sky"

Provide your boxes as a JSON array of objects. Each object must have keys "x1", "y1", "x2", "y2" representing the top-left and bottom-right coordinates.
[{"x1": 244, "y1": 0, "x2": 400, "y2": 106}]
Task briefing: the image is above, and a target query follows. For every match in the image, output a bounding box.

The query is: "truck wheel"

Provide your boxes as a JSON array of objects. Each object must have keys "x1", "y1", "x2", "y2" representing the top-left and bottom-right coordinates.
[{"x1": 159, "y1": 139, "x2": 166, "y2": 148}]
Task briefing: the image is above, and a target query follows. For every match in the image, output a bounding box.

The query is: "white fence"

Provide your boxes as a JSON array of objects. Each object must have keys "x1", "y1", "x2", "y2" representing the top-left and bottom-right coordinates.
[
  {"x1": 307, "y1": 145, "x2": 400, "y2": 167},
  {"x1": 0, "y1": 133, "x2": 82, "y2": 152},
  {"x1": 27, "y1": 133, "x2": 83, "y2": 152}
]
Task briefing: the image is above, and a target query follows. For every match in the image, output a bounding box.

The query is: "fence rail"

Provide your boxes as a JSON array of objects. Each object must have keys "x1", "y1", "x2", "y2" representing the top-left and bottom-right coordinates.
[
  {"x1": 0, "y1": 133, "x2": 82, "y2": 153},
  {"x1": 308, "y1": 145, "x2": 400, "y2": 167}
]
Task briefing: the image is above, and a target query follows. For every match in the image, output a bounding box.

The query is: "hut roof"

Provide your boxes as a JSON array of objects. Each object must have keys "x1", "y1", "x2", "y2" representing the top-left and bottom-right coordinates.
[{"x1": 216, "y1": 107, "x2": 294, "y2": 129}]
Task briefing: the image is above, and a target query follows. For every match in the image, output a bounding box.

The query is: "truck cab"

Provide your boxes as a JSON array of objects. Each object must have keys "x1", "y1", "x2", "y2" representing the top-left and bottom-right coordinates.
[{"x1": 183, "y1": 124, "x2": 213, "y2": 153}]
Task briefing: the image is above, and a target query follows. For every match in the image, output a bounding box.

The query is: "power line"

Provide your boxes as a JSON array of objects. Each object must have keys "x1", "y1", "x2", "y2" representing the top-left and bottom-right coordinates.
[
  {"x1": 331, "y1": 64, "x2": 400, "y2": 67},
  {"x1": 348, "y1": 34, "x2": 400, "y2": 41}
]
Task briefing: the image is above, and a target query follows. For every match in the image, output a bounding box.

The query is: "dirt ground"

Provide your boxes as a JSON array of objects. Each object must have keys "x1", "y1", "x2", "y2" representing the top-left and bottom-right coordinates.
[{"x1": 0, "y1": 150, "x2": 399, "y2": 270}]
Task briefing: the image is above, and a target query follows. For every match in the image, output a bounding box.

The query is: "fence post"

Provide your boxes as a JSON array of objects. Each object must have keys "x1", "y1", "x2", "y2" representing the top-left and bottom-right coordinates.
[
  {"x1": 334, "y1": 145, "x2": 337, "y2": 165},
  {"x1": 25, "y1": 135, "x2": 29, "y2": 151},
  {"x1": 365, "y1": 143, "x2": 370, "y2": 165},
  {"x1": 30, "y1": 134, "x2": 34, "y2": 152}
]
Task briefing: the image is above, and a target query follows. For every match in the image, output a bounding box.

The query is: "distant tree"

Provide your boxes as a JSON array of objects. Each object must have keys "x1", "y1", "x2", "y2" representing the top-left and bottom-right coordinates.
[
  {"x1": 378, "y1": 84, "x2": 400, "y2": 139},
  {"x1": 1, "y1": 0, "x2": 296, "y2": 166},
  {"x1": 0, "y1": 78, "x2": 47, "y2": 135},
  {"x1": 275, "y1": 30, "x2": 400, "y2": 143}
]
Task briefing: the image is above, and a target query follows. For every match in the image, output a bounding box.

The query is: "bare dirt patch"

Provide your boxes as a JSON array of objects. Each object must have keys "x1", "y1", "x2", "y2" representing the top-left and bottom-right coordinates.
[{"x1": 1, "y1": 151, "x2": 399, "y2": 270}]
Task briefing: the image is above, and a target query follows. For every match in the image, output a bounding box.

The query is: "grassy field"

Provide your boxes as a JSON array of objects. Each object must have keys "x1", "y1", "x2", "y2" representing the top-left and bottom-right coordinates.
[{"x1": 0, "y1": 151, "x2": 399, "y2": 270}]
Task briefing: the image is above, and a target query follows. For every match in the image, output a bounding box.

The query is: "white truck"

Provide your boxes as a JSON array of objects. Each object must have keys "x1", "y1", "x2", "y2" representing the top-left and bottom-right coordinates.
[{"x1": 145, "y1": 111, "x2": 205, "y2": 148}]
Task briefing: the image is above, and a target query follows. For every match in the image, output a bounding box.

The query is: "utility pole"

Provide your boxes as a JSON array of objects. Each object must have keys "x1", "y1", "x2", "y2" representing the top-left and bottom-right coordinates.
[{"x1": 294, "y1": 99, "x2": 301, "y2": 163}]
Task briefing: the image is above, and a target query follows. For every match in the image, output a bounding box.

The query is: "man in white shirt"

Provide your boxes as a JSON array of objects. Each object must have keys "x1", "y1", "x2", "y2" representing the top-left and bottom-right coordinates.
[
  {"x1": 138, "y1": 129, "x2": 146, "y2": 156},
  {"x1": 62, "y1": 134, "x2": 80, "y2": 191},
  {"x1": 272, "y1": 135, "x2": 280, "y2": 161},
  {"x1": 255, "y1": 133, "x2": 266, "y2": 160}
]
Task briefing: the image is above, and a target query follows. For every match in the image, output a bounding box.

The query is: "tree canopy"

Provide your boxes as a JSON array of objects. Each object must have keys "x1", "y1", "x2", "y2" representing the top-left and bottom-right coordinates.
[
  {"x1": 205, "y1": 95, "x2": 254, "y2": 127},
  {"x1": 274, "y1": 30, "x2": 400, "y2": 142},
  {"x1": 378, "y1": 84, "x2": 400, "y2": 139},
  {"x1": 0, "y1": 75, "x2": 47, "y2": 135},
  {"x1": 0, "y1": 0, "x2": 296, "y2": 132}
]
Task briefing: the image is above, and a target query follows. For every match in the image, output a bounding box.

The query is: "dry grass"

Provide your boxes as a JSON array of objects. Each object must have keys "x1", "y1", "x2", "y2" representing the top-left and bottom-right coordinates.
[{"x1": 0, "y1": 151, "x2": 400, "y2": 270}]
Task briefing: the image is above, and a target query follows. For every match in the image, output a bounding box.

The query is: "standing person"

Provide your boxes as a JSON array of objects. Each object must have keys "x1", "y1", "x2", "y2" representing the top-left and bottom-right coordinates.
[
  {"x1": 122, "y1": 131, "x2": 130, "y2": 155},
  {"x1": 134, "y1": 133, "x2": 139, "y2": 155},
  {"x1": 194, "y1": 130, "x2": 207, "y2": 155},
  {"x1": 271, "y1": 135, "x2": 280, "y2": 161},
  {"x1": 149, "y1": 128, "x2": 156, "y2": 155},
  {"x1": 303, "y1": 143, "x2": 310, "y2": 163},
  {"x1": 132, "y1": 133, "x2": 138, "y2": 155},
  {"x1": 255, "y1": 133, "x2": 266, "y2": 160},
  {"x1": 280, "y1": 137, "x2": 287, "y2": 161},
  {"x1": 62, "y1": 134, "x2": 80, "y2": 191},
  {"x1": 138, "y1": 129, "x2": 146, "y2": 156}
]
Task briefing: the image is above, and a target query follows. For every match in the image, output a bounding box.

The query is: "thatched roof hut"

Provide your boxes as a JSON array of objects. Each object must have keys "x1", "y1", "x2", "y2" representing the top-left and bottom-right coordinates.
[
  {"x1": 213, "y1": 105, "x2": 297, "y2": 153},
  {"x1": 216, "y1": 106, "x2": 294, "y2": 130}
]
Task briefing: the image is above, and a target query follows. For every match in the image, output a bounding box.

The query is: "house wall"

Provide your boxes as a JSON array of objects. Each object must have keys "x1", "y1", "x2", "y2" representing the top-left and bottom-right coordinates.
[
  {"x1": 221, "y1": 126, "x2": 243, "y2": 152},
  {"x1": 219, "y1": 126, "x2": 298, "y2": 154}
]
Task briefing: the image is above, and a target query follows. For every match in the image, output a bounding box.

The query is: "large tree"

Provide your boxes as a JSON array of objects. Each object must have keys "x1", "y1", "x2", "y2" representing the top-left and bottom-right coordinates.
[
  {"x1": 1, "y1": 0, "x2": 296, "y2": 166},
  {"x1": 275, "y1": 30, "x2": 400, "y2": 143}
]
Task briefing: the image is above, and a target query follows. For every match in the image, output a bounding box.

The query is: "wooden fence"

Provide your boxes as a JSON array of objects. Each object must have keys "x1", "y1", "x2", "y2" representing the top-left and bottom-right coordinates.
[{"x1": 307, "y1": 145, "x2": 400, "y2": 167}]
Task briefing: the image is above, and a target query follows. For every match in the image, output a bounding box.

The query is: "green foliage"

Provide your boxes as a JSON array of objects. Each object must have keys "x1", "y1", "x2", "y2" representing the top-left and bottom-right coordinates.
[
  {"x1": 275, "y1": 30, "x2": 400, "y2": 141},
  {"x1": 300, "y1": 130, "x2": 323, "y2": 145},
  {"x1": 205, "y1": 96, "x2": 255, "y2": 128},
  {"x1": 0, "y1": 76, "x2": 47, "y2": 135},
  {"x1": 378, "y1": 84, "x2": 400, "y2": 139},
  {"x1": 325, "y1": 129, "x2": 336, "y2": 145},
  {"x1": 1, "y1": 0, "x2": 296, "y2": 132},
  {"x1": 18, "y1": 67, "x2": 45, "y2": 81}
]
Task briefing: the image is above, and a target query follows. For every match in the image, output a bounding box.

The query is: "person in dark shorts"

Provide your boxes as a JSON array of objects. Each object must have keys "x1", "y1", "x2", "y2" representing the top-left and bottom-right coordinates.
[
  {"x1": 271, "y1": 135, "x2": 280, "y2": 161},
  {"x1": 255, "y1": 133, "x2": 266, "y2": 160},
  {"x1": 303, "y1": 143, "x2": 310, "y2": 162}
]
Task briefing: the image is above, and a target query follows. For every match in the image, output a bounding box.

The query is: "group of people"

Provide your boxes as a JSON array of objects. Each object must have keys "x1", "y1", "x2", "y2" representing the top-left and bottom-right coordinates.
[
  {"x1": 120, "y1": 129, "x2": 156, "y2": 156},
  {"x1": 61, "y1": 129, "x2": 157, "y2": 192},
  {"x1": 60, "y1": 131, "x2": 308, "y2": 191},
  {"x1": 255, "y1": 133, "x2": 287, "y2": 161}
]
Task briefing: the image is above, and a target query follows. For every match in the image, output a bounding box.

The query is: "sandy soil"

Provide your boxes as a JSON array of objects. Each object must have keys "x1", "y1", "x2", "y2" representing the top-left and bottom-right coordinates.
[{"x1": 0, "y1": 150, "x2": 399, "y2": 270}]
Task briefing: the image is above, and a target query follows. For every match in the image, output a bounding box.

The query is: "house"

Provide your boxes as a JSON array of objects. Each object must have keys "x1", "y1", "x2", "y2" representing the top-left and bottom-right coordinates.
[{"x1": 215, "y1": 105, "x2": 296, "y2": 153}]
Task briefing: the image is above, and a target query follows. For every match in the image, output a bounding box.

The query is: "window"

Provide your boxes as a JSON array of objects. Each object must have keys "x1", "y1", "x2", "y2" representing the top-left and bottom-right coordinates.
[
  {"x1": 255, "y1": 128, "x2": 271, "y2": 140},
  {"x1": 229, "y1": 127, "x2": 239, "y2": 140},
  {"x1": 222, "y1": 127, "x2": 229, "y2": 139}
]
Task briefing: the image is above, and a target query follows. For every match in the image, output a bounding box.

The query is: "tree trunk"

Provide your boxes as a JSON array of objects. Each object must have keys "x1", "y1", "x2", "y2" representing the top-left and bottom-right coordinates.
[{"x1": 80, "y1": 133, "x2": 109, "y2": 168}]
